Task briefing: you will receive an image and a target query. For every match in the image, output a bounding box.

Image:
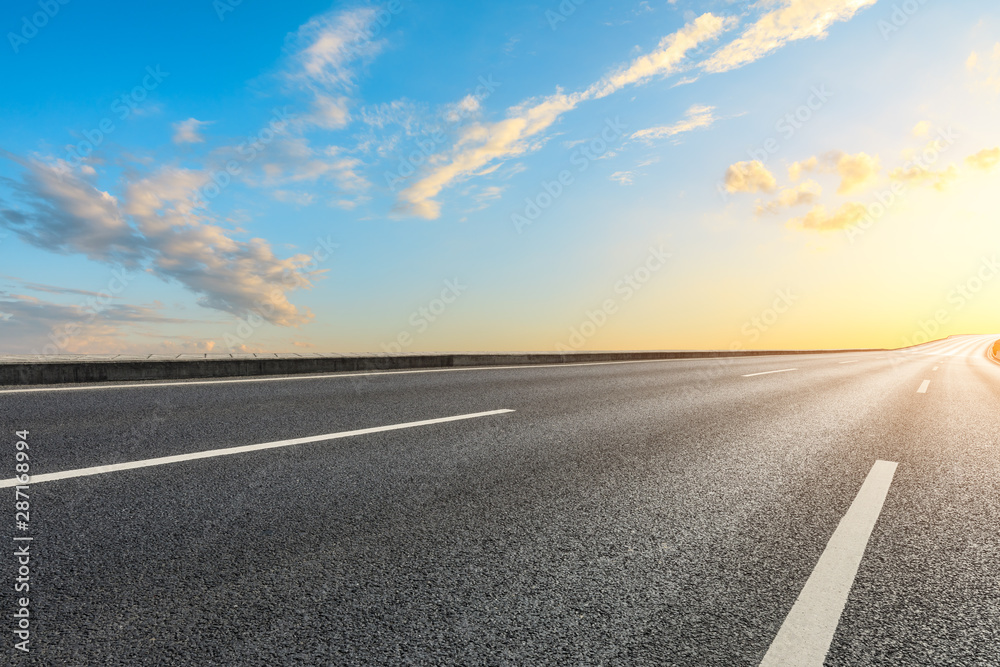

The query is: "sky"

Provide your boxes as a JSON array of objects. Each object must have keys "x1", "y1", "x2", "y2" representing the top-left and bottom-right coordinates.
[{"x1": 1, "y1": 0, "x2": 999, "y2": 355}]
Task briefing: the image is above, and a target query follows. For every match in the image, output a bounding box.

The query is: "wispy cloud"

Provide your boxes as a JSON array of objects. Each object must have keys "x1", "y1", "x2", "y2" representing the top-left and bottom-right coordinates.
[
  {"x1": 0, "y1": 292, "x2": 208, "y2": 354},
  {"x1": 610, "y1": 171, "x2": 635, "y2": 185},
  {"x1": 285, "y1": 6, "x2": 386, "y2": 131},
  {"x1": 966, "y1": 42, "x2": 1000, "y2": 95},
  {"x1": 889, "y1": 163, "x2": 958, "y2": 191},
  {"x1": 258, "y1": 138, "x2": 370, "y2": 203},
  {"x1": 0, "y1": 276, "x2": 118, "y2": 299},
  {"x1": 702, "y1": 0, "x2": 878, "y2": 74},
  {"x1": 786, "y1": 201, "x2": 868, "y2": 231},
  {"x1": 172, "y1": 118, "x2": 212, "y2": 144},
  {"x1": 630, "y1": 104, "x2": 717, "y2": 143},
  {"x1": 395, "y1": 13, "x2": 733, "y2": 219},
  {"x1": 755, "y1": 180, "x2": 822, "y2": 215}
]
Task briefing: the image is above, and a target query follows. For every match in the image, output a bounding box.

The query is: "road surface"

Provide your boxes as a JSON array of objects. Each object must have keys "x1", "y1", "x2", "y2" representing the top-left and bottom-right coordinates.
[{"x1": 2, "y1": 334, "x2": 999, "y2": 665}]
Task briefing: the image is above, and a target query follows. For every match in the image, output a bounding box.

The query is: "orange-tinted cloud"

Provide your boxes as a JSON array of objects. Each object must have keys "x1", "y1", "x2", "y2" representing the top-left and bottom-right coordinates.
[
  {"x1": 966, "y1": 147, "x2": 1000, "y2": 171},
  {"x1": 702, "y1": 0, "x2": 878, "y2": 74},
  {"x1": 786, "y1": 202, "x2": 867, "y2": 231},
  {"x1": 724, "y1": 160, "x2": 777, "y2": 193},
  {"x1": 788, "y1": 151, "x2": 879, "y2": 194},
  {"x1": 755, "y1": 180, "x2": 822, "y2": 215}
]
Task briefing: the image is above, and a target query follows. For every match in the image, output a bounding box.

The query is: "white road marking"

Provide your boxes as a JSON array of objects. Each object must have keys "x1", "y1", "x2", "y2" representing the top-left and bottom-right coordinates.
[
  {"x1": 932, "y1": 367, "x2": 938, "y2": 371},
  {"x1": 917, "y1": 380, "x2": 930, "y2": 393},
  {"x1": 839, "y1": 360, "x2": 859, "y2": 364},
  {"x1": 0, "y1": 357, "x2": 827, "y2": 395},
  {"x1": 742, "y1": 369, "x2": 798, "y2": 377},
  {"x1": 0, "y1": 409, "x2": 514, "y2": 488},
  {"x1": 759, "y1": 460, "x2": 898, "y2": 667},
  {"x1": 897, "y1": 334, "x2": 1000, "y2": 358}
]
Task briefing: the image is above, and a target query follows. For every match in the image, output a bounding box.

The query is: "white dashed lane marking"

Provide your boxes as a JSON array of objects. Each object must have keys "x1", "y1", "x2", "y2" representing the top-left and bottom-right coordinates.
[{"x1": 760, "y1": 460, "x2": 899, "y2": 667}]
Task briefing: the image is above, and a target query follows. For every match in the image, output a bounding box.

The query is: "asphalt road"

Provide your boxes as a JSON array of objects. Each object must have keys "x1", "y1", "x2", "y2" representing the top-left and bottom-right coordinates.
[{"x1": 2, "y1": 335, "x2": 999, "y2": 665}]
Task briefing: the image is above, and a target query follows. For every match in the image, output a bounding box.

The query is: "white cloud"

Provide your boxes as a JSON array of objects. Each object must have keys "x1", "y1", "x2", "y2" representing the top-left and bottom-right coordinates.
[
  {"x1": 123, "y1": 166, "x2": 321, "y2": 325},
  {"x1": 172, "y1": 118, "x2": 211, "y2": 144},
  {"x1": 444, "y1": 94, "x2": 483, "y2": 123},
  {"x1": 474, "y1": 185, "x2": 505, "y2": 203},
  {"x1": 396, "y1": 90, "x2": 585, "y2": 219},
  {"x1": 610, "y1": 171, "x2": 635, "y2": 185},
  {"x1": 630, "y1": 104, "x2": 716, "y2": 143},
  {"x1": 0, "y1": 156, "x2": 141, "y2": 265},
  {"x1": 396, "y1": 13, "x2": 731, "y2": 218},
  {"x1": 292, "y1": 7, "x2": 382, "y2": 90},
  {"x1": 1, "y1": 158, "x2": 321, "y2": 327},
  {"x1": 360, "y1": 99, "x2": 423, "y2": 133},
  {"x1": 702, "y1": 0, "x2": 878, "y2": 74},
  {"x1": 258, "y1": 139, "x2": 370, "y2": 203},
  {"x1": 309, "y1": 94, "x2": 351, "y2": 130},
  {"x1": 284, "y1": 7, "x2": 387, "y2": 132},
  {"x1": 582, "y1": 14, "x2": 736, "y2": 99},
  {"x1": 272, "y1": 190, "x2": 316, "y2": 206}
]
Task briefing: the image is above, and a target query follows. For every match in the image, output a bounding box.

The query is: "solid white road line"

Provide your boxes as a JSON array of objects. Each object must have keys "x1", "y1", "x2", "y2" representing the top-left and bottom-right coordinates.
[
  {"x1": 743, "y1": 369, "x2": 798, "y2": 377},
  {"x1": 839, "y1": 360, "x2": 859, "y2": 364},
  {"x1": 917, "y1": 380, "x2": 930, "y2": 393},
  {"x1": 0, "y1": 409, "x2": 514, "y2": 488},
  {"x1": 759, "y1": 460, "x2": 898, "y2": 667}
]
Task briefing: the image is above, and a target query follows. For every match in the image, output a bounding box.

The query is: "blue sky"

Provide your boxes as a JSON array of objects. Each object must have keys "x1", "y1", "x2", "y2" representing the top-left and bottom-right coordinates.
[{"x1": 2, "y1": 0, "x2": 999, "y2": 354}]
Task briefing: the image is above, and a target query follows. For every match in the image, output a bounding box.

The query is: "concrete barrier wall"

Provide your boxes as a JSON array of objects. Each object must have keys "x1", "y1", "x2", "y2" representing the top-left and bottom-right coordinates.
[{"x1": 0, "y1": 348, "x2": 885, "y2": 386}]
